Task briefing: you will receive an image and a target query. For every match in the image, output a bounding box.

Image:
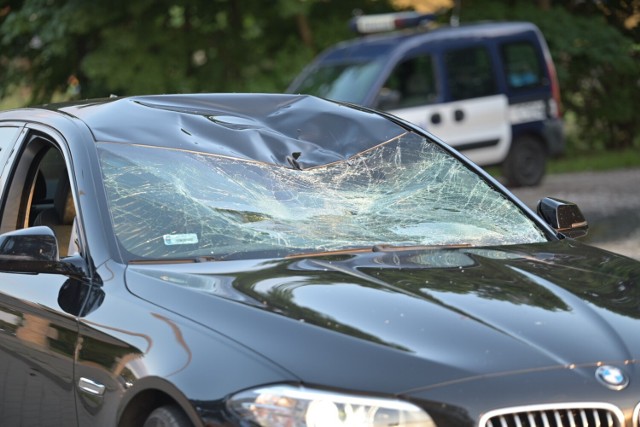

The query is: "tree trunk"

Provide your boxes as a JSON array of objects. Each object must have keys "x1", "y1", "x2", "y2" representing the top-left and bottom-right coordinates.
[
  {"x1": 295, "y1": 13, "x2": 315, "y2": 51},
  {"x1": 538, "y1": 0, "x2": 551, "y2": 10}
]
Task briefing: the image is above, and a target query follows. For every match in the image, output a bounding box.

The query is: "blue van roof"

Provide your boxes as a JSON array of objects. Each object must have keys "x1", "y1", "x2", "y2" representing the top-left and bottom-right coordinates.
[{"x1": 321, "y1": 21, "x2": 540, "y2": 62}]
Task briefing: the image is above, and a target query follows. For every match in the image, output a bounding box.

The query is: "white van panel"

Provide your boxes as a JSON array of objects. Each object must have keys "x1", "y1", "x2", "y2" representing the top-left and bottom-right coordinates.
[
  {"x1": 508, "y1": 99, "x2": 547, "y2": 124},
  {"x1": 389, "y1": 94, "x2": 511, "y2": 166}
]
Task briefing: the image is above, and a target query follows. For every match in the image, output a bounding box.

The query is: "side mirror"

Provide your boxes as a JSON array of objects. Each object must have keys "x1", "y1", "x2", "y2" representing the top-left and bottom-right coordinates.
[
  {"x1": 0, "y1": 227, "x2": 84, "y2": 278},
  {"x1": 537, "y1": 197, "x2": 588, "y2": 238},
  {"x1": 0, "y1": 226, "x2": 59, "y2": 261}
]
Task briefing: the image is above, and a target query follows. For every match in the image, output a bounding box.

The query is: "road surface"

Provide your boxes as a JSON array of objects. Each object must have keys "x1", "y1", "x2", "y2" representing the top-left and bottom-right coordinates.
[{"x1": 509, "y1": 167, "x2": 640, "y2": 261}]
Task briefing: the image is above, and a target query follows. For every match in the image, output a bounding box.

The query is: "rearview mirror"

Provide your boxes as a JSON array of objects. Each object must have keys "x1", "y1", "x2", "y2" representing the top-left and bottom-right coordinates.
[{"x1": 537, "y1": 197, "x2": 588, "y2": 238}]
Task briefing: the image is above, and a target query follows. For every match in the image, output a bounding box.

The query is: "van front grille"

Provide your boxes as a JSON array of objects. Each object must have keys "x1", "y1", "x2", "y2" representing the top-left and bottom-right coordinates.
[{"x1": 481, "y1": 404, "x2": 623, "y2": 427}]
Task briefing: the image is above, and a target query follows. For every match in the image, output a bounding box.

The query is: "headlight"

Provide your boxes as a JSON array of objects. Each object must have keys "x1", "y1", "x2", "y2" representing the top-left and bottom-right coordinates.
[{"x1": 227, "y1": 385, "x2": 437, "y2": 426}]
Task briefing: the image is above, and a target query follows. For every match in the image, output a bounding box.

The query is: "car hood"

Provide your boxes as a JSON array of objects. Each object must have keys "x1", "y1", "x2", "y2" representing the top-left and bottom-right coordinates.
[{"x1": 126, "y1": 240, "x2": 640, "y2": 394}]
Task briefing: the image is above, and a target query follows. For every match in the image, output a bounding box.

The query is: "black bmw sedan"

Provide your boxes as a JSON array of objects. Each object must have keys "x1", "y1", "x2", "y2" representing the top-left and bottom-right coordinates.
[{"x1": 0, "y1": 94, "x2": 638, "y2": 427}]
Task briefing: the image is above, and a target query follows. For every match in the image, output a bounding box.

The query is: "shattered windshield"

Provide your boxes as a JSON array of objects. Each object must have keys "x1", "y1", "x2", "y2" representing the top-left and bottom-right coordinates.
[
  {"x1": 98, "y1": 133, "x2": 546, "y2": 261},
  {"x1": 292, "y1": 60, "x2": 384, "y2": 104}
]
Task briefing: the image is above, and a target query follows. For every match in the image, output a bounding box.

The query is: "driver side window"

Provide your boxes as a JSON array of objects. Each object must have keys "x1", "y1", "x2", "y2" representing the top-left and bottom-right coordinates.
[
  {"x1": 0, "y1": 135, "x2": 77, "y2": 257},
  {"x1": 376, "y1": 55, "x2": 437, "y2": 110}
]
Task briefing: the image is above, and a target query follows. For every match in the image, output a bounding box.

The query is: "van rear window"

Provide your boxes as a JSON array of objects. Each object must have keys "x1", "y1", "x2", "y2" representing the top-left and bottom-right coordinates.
[{"x1": 501, "y1": 42, "x2": 544, "y2": 90}]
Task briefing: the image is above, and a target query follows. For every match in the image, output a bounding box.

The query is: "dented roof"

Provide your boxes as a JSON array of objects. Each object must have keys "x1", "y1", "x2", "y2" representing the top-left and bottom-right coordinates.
[{"x1": 54, "y1": 93, "x2": 408, "y2": 168}]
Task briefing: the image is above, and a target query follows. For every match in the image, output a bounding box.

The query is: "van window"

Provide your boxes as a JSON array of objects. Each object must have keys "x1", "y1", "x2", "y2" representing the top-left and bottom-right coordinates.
[
  {"x1": 445, "y1": 46, "x2": 497, "y2": 101},
  {"x1": 293, "y1": 59, "x2": 385, "y2": 104},
  {"x1": 376, "y1": 55, "x2": 437, "y2": 109},
  {"x1": 501, "y1": 42, "x2": 544, "y2": 89}
]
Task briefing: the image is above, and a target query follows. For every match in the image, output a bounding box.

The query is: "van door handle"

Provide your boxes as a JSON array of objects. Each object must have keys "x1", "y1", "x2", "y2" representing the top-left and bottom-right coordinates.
[
  {"x1": 430, "y1": 113, "x2": 442, "y2": 125},
  {"x1": 454, "y1": 109, "x2": 465, "y2": 122}
]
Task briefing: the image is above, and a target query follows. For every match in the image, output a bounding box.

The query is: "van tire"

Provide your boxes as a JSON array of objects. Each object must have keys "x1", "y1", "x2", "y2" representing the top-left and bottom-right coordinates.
[{"x1": 502, "y1": 136, "x2": 546, "y2": 187}]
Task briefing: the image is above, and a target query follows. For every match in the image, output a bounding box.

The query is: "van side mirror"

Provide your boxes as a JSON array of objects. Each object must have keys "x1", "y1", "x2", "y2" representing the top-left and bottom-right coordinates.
[{"x1": 537, "y1": 197, "x2": 588, "y2": 238}]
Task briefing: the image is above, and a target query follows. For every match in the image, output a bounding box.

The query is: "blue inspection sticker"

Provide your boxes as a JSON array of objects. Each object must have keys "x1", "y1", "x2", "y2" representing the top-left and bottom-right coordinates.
[{"x1": 163, "y1": 234, "x2": 199, "y2": 246}]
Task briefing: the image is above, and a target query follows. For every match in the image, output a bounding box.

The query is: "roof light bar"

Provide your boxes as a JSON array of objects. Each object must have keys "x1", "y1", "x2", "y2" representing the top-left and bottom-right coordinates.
[{"x1": 349, "y1": 12, "x2": 435, "y2": 35}]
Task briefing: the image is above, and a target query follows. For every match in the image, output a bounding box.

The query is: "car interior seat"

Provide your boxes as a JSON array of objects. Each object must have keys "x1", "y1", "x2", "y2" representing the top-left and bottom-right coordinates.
[{"x1": 32, "y1": 169, "x2": 76, "y2": 257}]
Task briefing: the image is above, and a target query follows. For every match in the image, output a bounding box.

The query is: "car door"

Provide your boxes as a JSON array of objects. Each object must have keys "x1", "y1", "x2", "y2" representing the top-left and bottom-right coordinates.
[
  {"x1": 385, "y1": 45, "x2": 511, "y2": 166},
  {"x1": 0, "y1": 130, "x2": 80, "y2": 426}
]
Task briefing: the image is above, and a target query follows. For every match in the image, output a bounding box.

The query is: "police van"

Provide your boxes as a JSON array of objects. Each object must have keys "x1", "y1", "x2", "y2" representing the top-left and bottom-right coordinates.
[{"x1": 287, "y1": 12, "x2": 564, "y2": 186}]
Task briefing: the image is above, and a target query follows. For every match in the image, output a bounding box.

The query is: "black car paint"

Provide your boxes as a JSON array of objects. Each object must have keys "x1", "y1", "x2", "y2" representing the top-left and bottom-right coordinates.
[
  {"x1": 126, "y1": 240, "x2": 640, "y2": 418},
  {"x1": 0, "y1": 94, "x2": 638, "y2": 426}
]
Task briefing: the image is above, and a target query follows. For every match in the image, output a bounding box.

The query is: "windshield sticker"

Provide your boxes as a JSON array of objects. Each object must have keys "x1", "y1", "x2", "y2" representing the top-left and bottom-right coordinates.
[{"x1": 163, "y1": 234, "x2": 199, "y2": 246}]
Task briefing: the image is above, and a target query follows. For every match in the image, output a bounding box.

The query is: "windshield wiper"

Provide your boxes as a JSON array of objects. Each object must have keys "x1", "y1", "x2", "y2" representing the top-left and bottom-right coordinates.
[
  {"x1": 371, "y1": 243, "x2": 472, "y2": 252},
  {"x1": 286, "y1": 243, "x2": 472, "y2": 259},
  {"x1": 285, "y1": 247, "x2": 373, "y2": 259},
  {"x1": 129, "y1": 256, "x2": 218, "y2": 264}
]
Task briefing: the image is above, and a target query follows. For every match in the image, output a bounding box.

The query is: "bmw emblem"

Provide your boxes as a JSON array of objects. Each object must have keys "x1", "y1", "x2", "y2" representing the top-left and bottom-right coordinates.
[{"x1": 595, "y1": 365, "x2": 629, "y2": 390}]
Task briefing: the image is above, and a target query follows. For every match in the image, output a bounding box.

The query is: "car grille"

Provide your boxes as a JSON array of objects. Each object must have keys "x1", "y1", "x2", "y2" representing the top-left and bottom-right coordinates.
[{"x1": 481, "y1": 404, "x2": 623, "y2": 427}]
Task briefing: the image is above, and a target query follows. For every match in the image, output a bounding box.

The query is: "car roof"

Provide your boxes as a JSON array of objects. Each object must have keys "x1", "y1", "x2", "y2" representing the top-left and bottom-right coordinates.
[
  {"x1": 28, "y1": 94, "x2": 408, "y2": 168},
  {"x1": 321, "y1": 21, "x2": 540, "y2": 62}
]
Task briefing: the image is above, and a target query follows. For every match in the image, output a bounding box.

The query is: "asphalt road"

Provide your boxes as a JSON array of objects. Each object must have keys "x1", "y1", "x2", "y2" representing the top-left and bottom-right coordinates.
[{"x1": 509, "y1": 167, "x2": 640, "y2": 261}]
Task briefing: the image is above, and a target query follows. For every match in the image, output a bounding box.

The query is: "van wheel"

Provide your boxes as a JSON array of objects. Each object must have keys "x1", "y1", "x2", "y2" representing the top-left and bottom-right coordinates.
[
  {"x1": 143, "y1": 405, "x2": 192, "y2": 427},
  {"x1": 502, "y1": 136, "x2": 546, "y2": 187}
]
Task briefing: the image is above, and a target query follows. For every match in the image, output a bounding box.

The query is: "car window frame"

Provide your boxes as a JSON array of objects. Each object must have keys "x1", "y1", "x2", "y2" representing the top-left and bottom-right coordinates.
[{"x1": 0, "y1": 129, "x2": 84, "y2": 258}]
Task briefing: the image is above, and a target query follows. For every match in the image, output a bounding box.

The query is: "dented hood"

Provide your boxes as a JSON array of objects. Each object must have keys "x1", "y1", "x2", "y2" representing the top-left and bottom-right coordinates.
[{"x1": 126, "y1": 240, "x2": 640, "y2": 394}]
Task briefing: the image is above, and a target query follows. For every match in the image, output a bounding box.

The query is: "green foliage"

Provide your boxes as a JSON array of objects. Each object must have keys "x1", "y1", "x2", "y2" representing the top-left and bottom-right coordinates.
[
  {"x1": 546, "y1": 148, "x2": 640, "y2": 174},
  {"x1": 459, "y1": 1, "x2": 640, "y2": 152},
  {"x1": 0, "y1": 0, "x2": 393, "y2": 101},
  {"x1": 0, "y1": 0, "x2": 638, "y2": 154}
]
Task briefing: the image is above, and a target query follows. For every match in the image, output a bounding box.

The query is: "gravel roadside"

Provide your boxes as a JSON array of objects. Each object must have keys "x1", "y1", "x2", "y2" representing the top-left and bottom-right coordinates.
[{"x1": 509, "y1": 167, "x2": 640, "y2": 261}]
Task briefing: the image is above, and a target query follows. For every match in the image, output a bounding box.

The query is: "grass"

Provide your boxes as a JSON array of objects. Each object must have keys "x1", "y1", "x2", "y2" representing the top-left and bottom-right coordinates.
[
  {"x1": 546, "y1": 148, "x2": 640, "y2": 174},
  {"x1": 0, "y1": 86, "x2": 32, "y2": 110},
  {"x1": 485, "y1": 147, "x2": 640, "y2": 180},
  {"x1": 485, "y1": 146, "x2": 640, "y2": 178}
]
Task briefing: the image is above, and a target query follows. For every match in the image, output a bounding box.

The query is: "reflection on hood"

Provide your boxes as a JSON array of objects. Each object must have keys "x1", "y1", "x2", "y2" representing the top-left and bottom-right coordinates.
[{"x1": 131, "y1": 240, "x2": 640, "y2": 371}]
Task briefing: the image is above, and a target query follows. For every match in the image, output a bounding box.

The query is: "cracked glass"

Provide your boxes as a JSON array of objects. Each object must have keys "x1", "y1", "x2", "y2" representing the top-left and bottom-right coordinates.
[{"x1": 98, "y1": 133, "x2": 546, "y2": 261}]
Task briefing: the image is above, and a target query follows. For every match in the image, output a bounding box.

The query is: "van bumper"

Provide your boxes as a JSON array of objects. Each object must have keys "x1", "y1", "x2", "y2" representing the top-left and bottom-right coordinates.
[{"x1": 544, "y1": 118, "x2": 565, "y2": 157}]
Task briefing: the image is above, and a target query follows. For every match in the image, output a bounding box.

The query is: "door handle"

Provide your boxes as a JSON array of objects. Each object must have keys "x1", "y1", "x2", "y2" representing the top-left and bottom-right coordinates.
[
  {"x1": 454, "y1": 109, "x2": 465, "y2": 122},
  {"x1": 78, "y1": 377, "x2": 106, "y2": 396},
  {"x1": 430, "y1": 113, "x2": 441, "y2": 125}
]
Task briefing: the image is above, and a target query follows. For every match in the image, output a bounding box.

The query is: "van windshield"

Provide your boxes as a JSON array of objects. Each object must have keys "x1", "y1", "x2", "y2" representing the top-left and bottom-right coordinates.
[{"x1": 292, "y1": 59, "x2": 384, "y2": 104}]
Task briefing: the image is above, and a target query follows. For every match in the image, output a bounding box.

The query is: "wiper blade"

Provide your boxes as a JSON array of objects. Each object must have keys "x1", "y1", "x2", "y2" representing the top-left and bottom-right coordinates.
[
  {"x1": 286, "y1": 243, "x2": 472, "y2": 259},
  {"x1": 372, "y1": 243, "x2": 472, "y2": 252},
  {"x1": 285, "y1": 247, "x2": 373, "y2": 259},
  {"x1": 129, "y1": 256, "x2": 218, "y2": 264}
]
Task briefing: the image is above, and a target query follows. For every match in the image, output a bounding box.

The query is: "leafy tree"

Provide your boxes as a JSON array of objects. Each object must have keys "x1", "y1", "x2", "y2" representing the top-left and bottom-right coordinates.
[
  {"x1": 459, "y1": 0, "x2": 640, "y2": 151},
  {"x1": 1, "y1": 0, "x2": 638, "y2": 151},
  {"x1": 563, "y1": 0, "x2": 640, "y2": 42},
  {"x1": 0, "y1": 0, "x2": 391, "y2": 102}
]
